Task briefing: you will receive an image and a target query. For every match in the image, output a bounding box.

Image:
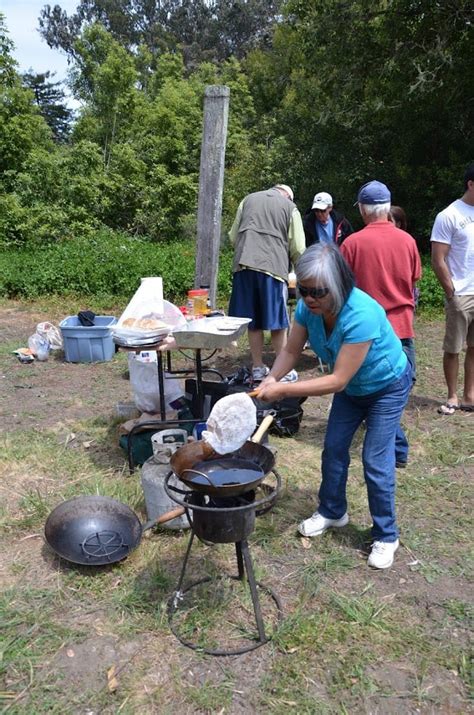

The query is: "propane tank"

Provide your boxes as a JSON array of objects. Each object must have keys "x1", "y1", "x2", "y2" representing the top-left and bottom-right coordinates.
[{"x1": 141, "y1": 429, "x2": 190, "y2": 530}]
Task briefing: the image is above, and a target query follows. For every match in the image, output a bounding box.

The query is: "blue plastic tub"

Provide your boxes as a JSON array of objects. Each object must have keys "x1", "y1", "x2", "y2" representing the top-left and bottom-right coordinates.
[{"x1": 59, "y1": 316, "x2": 117, "y2": 363}]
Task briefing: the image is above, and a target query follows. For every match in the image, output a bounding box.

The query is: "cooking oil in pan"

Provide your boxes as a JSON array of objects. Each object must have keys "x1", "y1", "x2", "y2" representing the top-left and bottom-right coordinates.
[{"x1": 189, "y1": 458, "x2": 263, "y2": 487}]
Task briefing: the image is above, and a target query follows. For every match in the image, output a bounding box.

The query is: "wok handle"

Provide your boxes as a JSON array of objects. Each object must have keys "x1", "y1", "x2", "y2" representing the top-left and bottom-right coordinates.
[
  {"x1": 142, "y1": 507, "x2": 186, "y2": 531},
  {"x1": 251, "y1": 414, "x2": 274, "y2": 444}
]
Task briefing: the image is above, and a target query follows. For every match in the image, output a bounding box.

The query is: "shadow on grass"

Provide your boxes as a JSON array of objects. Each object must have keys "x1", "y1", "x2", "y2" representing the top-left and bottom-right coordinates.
[
  {"x1": 331, "y1": 523, "x2": 372, "y2": 554},
  {"x1": 40, "y1": 527, "x2": 188, "y2": 605},
  {"x1": 84, "y1": 414, "x2": 135, "y2": 472},
  {"x1": 40, "y1": 541, "x2": 129, "y2": 575},
  {"x1": 408, "y1": 393, "x2": 441, "y2": 410}
]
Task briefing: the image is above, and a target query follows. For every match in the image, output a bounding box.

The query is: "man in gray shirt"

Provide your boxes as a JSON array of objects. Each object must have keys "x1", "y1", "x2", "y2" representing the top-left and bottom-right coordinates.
[{"x1": 228, "y1": 184, "x2": 305, "y2": 382}]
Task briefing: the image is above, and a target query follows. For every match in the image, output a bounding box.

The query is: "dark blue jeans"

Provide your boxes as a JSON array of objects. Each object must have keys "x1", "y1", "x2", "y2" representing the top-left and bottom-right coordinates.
[
  {"x1": 395, "y1": 339, "x2": 415, "y2": 464},
  {"x1": 318, "y1": 363, "x2": 412, "y2": 542}
]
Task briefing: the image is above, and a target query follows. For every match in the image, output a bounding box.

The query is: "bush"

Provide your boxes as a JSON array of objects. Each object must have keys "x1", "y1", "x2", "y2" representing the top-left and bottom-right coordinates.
[
  {"x1": 0, "y1": 230, "x2": 233, "y2": 305},
  {"x1": 0, "y1": 232, "x2": 444, "y2": 315},
  {"x1": 417, "y1": 254, "x2": 444, "y2": 311}
]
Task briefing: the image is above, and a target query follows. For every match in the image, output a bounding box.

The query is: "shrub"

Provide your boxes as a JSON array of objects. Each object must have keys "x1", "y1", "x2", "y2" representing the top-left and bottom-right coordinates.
[
  {"x1": 417, "y1": 254, "x2": 444, "y2": 311},
  {"x1": 0, "y1": 230, "x2": 233, "y2": 305},
  {"x1": 0, "y1": 232, "x2": 444, "y2": 315}
]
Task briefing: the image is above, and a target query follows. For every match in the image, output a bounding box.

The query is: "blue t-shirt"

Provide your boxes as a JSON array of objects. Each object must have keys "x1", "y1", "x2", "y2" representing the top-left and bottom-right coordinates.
[
  {"x1": 294, "y1": 287, "x2": 407, "y2": 396},
  {"x1": 316, "y1": 216, "x2": 334, "y2": 244}
]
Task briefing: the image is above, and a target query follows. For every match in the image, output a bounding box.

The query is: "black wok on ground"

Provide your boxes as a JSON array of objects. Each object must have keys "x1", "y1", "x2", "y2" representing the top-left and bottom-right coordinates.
[{"x1": 44, "y1": 495, "x2": 183, "y2": 566}]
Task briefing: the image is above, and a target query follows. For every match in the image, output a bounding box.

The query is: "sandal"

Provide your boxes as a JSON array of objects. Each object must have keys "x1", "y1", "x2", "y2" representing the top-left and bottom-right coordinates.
[
  {"x1": 460, "y1": 403, "x2": 474, "y2": 412},
  {"x1": 437, "y1": 403, "x2": 460, "y2": 415}
]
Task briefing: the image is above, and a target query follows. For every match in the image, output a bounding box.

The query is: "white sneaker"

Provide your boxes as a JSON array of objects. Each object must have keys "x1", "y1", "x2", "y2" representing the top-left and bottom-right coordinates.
[
  {"x1": 368, "y1": 539, "x2": 399, "y2": 569},
  {"x1": 280, "y1": 369, "x2": 298, "y2": 383},
  {"x1": 252, "y1": 365, "x2": 270, "y2": 381},
  {"x1": 298, "y1": 510, "x2": 349, "y2": 537}
]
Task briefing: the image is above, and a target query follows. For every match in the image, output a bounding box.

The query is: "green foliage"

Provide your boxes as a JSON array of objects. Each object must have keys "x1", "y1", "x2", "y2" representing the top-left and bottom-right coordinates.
[
  {"x1": 0, "y1": 231, "x2": 442, "y2": 313},
  {"x1": 21, "y1": 70, "x2": 72, "y2": 142},
  {"x1": 0, "y1": 232, "x2": 233, "y2": 304},
  {"x1": 0, "y1": 19, "x2": 53, "y2": 186},
  {"x1": 246, "y1": 0, "x2": 474, "y2": 234},
  {"x1": 0, "y1": 18, "x2": 260, "y2": 247},
  {"x1": 418, "y1": 255, "x2": 445, "y2": 311},
  {"x1": 1, "y1": 3, "x2": 472, "y2": 263},
  {"x1": 0, "y1": 142, "x2": 106, "y2": 246},
  {"x1": 38, "y1": 0, "x2": 283, "y2": 68}
]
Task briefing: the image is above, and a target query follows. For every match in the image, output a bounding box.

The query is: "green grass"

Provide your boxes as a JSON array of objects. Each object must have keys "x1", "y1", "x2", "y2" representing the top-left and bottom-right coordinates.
[{"x1": 0, "y1": 309, "x2": 472, "y2": 713}]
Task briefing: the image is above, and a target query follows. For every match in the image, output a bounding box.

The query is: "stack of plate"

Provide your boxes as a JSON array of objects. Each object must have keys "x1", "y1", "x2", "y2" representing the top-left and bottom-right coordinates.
[{"x1": 112, "y1": 328, "x2": 170, "y2": 348}]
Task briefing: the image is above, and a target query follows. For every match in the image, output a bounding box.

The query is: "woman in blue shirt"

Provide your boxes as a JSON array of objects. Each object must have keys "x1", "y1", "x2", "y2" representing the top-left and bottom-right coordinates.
[{"x1": 256, "y1": 243, "x2": 412, "y2": 569}]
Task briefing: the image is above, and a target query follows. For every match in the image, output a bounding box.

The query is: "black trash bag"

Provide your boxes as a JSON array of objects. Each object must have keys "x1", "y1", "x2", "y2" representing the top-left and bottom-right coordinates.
[
  {"x1": 78, "y1": 310, "x2": 96, "y2": 326},
  {"x1": 223, "y1": 366, "x2": 253, "y2": 387},
  {"x1": 185, "y1": 376, "x2": 306, "y2": 437},
  {"x1": 258, "y1": 397, "x2": 306, "y2": 437},
  {"x1": 185, "y1": 378, "x2": 249, "y2": 420},
  {"x1": 223, "y1": 368, "x2": 306, "y2": 436}
]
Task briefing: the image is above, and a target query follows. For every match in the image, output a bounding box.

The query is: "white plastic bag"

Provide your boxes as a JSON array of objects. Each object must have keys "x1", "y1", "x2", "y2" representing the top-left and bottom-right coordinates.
[
  {"x1": 36, "y1": 322, "x2": 63, "y2": 350},
  {"x1": 114, "y1": 277, "x2": 186, "y2": 342},
  {"x1": 28, "y1": 333, "x2": 50, "y2": 361},
  {"x1": 128, "y1": 352, "x2": 184, "y2": 413}
]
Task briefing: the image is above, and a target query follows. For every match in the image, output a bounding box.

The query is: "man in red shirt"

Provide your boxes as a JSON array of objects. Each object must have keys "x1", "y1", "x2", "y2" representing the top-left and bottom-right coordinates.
[{"x1": 341, "y1": 180, "x2": 422, "y2": 467}]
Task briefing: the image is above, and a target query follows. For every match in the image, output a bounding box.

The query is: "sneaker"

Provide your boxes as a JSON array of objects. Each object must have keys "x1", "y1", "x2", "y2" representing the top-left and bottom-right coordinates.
[
  {"x1": 396, "y1": 460, "x2": 407, "y2": 469},
  {"x1": 252, "y1": 365, "x2": 270, "y2": 382},
  {"x1": 367, "y1": 539, "x2": 399, "y2": 569},
  {"x1": 298, "y1": 510, "x2": 349, "y2": 537},
  {"x1": 280, "y1": 369, "x2": 298, "y2": 383}
]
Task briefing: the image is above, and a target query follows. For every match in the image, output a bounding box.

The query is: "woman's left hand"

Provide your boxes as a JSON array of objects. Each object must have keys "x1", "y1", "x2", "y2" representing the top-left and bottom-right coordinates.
[{"x1": 254, "y1": 380, "x2": 287, "y2": 402}]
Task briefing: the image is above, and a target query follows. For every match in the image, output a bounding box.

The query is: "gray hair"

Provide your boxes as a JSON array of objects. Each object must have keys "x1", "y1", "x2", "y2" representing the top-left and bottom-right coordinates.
[
  {"x1": 359, "y1": 202, "x2": 391, "y2": 220},
  {"x1": 295, "y1": 243, "x2": 355, "y2": 315}
]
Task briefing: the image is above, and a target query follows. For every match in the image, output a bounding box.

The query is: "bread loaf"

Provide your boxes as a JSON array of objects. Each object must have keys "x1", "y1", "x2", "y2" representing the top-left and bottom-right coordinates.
[{"x1": 121, "y1": 317, "x2": 168, "y2": 331}]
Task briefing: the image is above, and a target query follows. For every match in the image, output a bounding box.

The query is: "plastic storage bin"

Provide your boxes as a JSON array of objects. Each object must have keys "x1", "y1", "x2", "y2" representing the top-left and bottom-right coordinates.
[{"x1": 59, "y1": 316, "x2": 117, "y2": 363}]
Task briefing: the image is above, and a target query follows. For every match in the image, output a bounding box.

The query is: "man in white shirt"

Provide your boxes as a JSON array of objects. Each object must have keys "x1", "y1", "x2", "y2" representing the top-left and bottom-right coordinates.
[{"x1": 431, "y1": 163, "x2": 474, "y2": 414}]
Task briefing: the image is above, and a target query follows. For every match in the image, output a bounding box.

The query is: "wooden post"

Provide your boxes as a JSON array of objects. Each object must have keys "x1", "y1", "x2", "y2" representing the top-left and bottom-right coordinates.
[{"x1": 195, "y1": 85, "x2": 230, "y2": 307}]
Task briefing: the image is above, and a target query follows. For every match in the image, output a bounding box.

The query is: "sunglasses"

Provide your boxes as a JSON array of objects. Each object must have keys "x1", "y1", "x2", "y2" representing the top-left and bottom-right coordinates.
[{"x1": 297, "y1": 284, "x2": 330, "y2": 299}]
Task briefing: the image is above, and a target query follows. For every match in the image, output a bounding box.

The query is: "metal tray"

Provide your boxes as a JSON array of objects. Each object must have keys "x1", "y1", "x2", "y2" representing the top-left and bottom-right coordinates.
[{"x1": 172, "y1": 317, "x2": 251, "y2": 349}]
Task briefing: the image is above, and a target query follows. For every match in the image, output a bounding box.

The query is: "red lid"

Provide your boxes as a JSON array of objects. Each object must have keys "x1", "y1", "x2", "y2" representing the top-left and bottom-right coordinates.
[{"x1": 187, "y1": 289, "x2": 208, "y2": 296}]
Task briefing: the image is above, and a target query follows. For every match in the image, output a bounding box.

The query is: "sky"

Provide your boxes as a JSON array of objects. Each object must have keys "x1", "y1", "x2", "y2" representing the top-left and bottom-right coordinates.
[{"x1": 1, "y1": 0, "x2": 78, "y2": 82}]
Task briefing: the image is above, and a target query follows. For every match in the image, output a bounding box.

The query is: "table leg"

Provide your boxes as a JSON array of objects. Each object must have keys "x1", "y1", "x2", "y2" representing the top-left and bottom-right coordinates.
[
  {"x1": 157, "y1": 350, "x2": 167, "y2": 421},
  {"x1": 194, "y1": 349, "x2": 204, "y2": 420}
]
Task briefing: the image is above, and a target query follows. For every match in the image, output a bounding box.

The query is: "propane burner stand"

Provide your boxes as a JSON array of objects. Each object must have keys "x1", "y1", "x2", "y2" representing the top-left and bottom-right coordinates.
[{"x1": 164, "y1": 472, "x2": 283, "y2": 656}]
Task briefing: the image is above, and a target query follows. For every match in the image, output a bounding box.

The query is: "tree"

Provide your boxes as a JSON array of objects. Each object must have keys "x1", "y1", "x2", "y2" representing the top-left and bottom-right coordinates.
[
  {"x1": 22, "y1": 71, "x2": 73, "y2": 142},
  {"x1": 39, "y1": 0, "x2": 283, "y2": 68},
  {"x1": 245, "y1": 0, "x2": 474, "y2": 239},
  {"x1": 70, "y1": 24, "x2": 138, "y2": 166},
  {"x1": 0, "y1": 14, "x2": 52, "y2": 188}
]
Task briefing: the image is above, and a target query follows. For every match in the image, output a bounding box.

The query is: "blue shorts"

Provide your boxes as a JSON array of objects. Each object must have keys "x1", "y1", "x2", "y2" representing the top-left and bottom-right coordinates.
[{"x1": 228, "y1": 269, "x2": 289, "y2": 330}]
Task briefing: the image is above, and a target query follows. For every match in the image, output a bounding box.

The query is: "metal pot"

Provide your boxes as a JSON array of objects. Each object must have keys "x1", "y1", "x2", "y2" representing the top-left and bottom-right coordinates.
[
  {"x1": 185, "y1": 491, "x2": 257, "y2": 544},
  {"x1": 169, "y1": 416, "x2": 275, "y2": 497}
]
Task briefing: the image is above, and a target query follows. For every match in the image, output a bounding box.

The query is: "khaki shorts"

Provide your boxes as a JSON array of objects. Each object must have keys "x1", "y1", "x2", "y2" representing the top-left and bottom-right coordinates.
[{"x1": 443, "y1": 294, "x2": 474, "y2": 353}]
